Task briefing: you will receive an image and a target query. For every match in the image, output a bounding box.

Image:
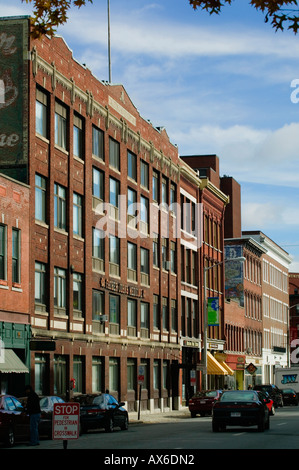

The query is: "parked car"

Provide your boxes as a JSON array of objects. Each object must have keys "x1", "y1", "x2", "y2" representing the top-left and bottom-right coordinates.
[
  {"x1": 188, "y1": 390, "x2": 222, "y2": 417},
  {"x1": 39, "y1": 396, "x2": 65, "y2": 437},
  {"x1": 212, "y1": 390, "x2": 270, "y2": 432},
  {"x1": 73, "y1": 393, "x2": 128, "y2": 433},
  {"x1": 281, "y1": 389, "x2": 299, "y2": 406},
  {"x1": 0, "y1": 395, "x2": 29, "y2": 446},
  {"x1": 257, "y1": 390, "x2": 275, "y2": 416},
  {"x1": 253, "y1": 384, "x2": 283, "y2": 408}
]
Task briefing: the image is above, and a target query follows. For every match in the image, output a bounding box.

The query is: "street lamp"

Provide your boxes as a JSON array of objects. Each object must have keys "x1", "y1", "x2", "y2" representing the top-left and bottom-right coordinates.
[{"x1": 202, "y1": 256, "x2": 246, "y2": 390}]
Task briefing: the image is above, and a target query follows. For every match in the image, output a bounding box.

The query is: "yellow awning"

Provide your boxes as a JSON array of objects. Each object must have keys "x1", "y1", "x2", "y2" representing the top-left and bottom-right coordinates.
[
  {"x1": 0, "y1": 349, "x2": 29, "y2": 374},
  {"x1": 221, "y1": 362, "x2": 234, "y2": 376},
  {"x1": 207, "y1": 351, "x2": 228, "y2": 375}
]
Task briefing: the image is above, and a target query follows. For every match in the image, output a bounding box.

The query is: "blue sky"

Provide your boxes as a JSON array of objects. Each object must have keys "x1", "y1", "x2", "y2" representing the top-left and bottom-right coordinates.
[{"x1": 1, "y1": 0, "x2": 299, "y2": 270}]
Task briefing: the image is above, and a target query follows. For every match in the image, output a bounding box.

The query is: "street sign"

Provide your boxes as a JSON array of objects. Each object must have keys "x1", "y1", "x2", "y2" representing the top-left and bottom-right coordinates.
[
  {"x1": 138, "y1": 365, "x2": 145, "y2": 385},
  {"x1": 53, "y1": 402, "x2": 80, "y2": 443},
  {"x1": 246, "y1": 363, "x2": 257, "y2": 375}
]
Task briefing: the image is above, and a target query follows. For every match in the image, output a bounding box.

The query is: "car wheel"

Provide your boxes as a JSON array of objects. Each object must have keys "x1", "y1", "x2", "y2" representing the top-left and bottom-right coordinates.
[
  {"x1": 121, "y1": 416, "x2": 128, "y2": 431},
  {"x1": 191, "y1": 412, "x2": 196, "y2": 418},
  {"x1": 105, "y1": 417, "x2": 114, "y2": 433},
  {"x1": 6, "y1": 427, "x2": 15, "y2": 447}
]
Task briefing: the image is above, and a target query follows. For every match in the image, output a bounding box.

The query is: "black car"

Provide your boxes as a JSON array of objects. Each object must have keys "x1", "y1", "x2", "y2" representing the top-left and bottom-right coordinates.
[
  {"x1": 212, "y1": 390, "x2": 270, "y2": 432},
  {"x1": 253, "y1": 384, "x2": 283, "y2": 408},
  {"x1": 0, "y1": 395, "x2": 29, "y2": 446},
  {"x1": 39, "y1": 396, "x2": 65, "y2": 437},
  {"x1": 74, "y1": 393, "x2": 128, "y2": 433},
  {"x1": 281, "y1": 389, "x2": 299, "y2": 406}
]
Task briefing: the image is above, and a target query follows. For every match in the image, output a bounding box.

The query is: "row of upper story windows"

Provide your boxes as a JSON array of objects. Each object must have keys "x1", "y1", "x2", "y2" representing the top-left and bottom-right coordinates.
[{"x1": 36, "y1": 89, "x2": 177, "y2": 205}]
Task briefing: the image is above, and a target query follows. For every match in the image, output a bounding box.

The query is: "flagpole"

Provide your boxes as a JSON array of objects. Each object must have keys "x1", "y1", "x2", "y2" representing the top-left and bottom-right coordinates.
[{"x1": 107, "y1": 0, "x2": 112, "y2": 83}]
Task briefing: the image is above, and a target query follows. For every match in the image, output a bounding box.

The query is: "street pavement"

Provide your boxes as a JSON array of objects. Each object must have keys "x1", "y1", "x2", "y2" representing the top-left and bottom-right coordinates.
[{"x1": 128, "y1": 407, "x2": 190, "y2": 424}]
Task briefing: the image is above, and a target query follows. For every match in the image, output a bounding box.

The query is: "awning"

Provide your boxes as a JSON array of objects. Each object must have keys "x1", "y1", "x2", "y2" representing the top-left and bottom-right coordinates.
[
  {"x1": 207, "y1": 351, "x2": 228, "y2": 375},
  {"x1": 0, "y1": 349, "x2": 29, "y2": 374},
  {"x1": 220, "y1": 361, "x2": 234, "y2": 376}
]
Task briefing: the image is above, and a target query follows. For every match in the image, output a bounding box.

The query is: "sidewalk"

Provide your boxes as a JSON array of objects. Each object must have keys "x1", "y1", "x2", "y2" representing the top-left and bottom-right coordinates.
[{"x1": 128, "y1": 407, "x2": 191, "y2": 424}]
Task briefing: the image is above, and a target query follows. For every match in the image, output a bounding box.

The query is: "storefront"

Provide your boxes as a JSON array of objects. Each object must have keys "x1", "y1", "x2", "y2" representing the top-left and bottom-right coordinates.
[{"x1": 0, "y1": 322, "x2": 30, "y2": 396}]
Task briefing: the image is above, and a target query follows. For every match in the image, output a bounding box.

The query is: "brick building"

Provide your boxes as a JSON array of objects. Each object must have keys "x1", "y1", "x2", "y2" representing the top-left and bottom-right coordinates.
[
  {"x1": 0, "y1": 16, "x2": 235, "y2": 410},
  {"x1": 0, "y1": 174, "x2": 30, "y2": 396},
  {"x1": 244, "y1": 231, "x2": 292, "y2": 381}
]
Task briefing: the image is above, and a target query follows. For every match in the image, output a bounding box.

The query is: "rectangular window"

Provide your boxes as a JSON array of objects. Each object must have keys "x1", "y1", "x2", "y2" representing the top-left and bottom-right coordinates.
[
  {"x1": 170, "y1": 184, "x2": 176, "y2": 207},
  {"x1": 170, "y1": 241, "x2": 176, "y2": 273},
  {"x1": 55, "y1": 101, "x2": 67, "y2": 150},
  {"x1": 109, "y1": 294, "x2": 119, "y2": 324},
  {"x1": 92, "y1": 167, "x2": 104, "y2": 201},
  {"x1": 128, "y1": 150, "x2": 137, "y2": 181},
  {"x1": 35, "y1": 261, "x2": 46, "y2": 305},
  {"x1": 54, "y1": 183, "x2": 66, "y2": 231},
  {"x1": 127, "y1": 188, "x2": 137, "y2": 229},
  {"x1": 109, "y1": 235, "x2": 120, "y2": 276},
  {"x1": 73, "y1": 272, "x2": 83, "y2": 313},
  {"x1": 153, "y1": 360, "x2": 160, "y2": 390},
  {"x1": 162, "y1": 297, "x2": 168, "y2": 331},
  {"x1": 162, "y1": 179, "x2": 167, "y2": 206},
  {"x1": 109, "y1": 137, "x2": 120, "y2": 171},
  {"x1": 73, "y1": 114, "x2": 83, "y2": 160},
  {"x1": 153, "y1": 234, "x2": 159, "y2": 268},
  {"x1": 109, "y1": 177, "x2": 120, "y2": 220},
  {"x1": 92, "y1": 357, "x2": 103, "y2": 393},
  {"x1": 127, "y1": 358, "x2": 136, "y2": 391},
  {"x1": 152, "y1": 171, "x2": 159, "y2": 203},
  {"x1": 141, "y1": 302, "x2": 149, "y2": 329},
  {"x1": 140, "y1": 195, "x2": 149, "y2": 234},
  {"x1": 35, "y1": 174, "x2": 46, "y2": 223},
  {"x1": 127, "y1": 298, "x2": 137, "y2": 333},
  {"x1": 12, "y1": 228, "x2": 20, "y2": 284},
  {"x1": 127, "y1": 242, "x2": 137, "y2": 281},
  {"x1": 73, "y1": 192, "x2": 83, "y2": 237},
  {"x1": 92, "y1": 126, "x2": 104, "y2": 160},
  {"x1": 92, "y1": 289, "x2": 104, "y2": 321},
  {"x1": 162, "y1": 238, "x2": 168, "y2": 270},
  {"x1": 171, "y1": 299, "x2": 177, "y2": 333},
  {"x1": 36, "y1": 89, "x2": 48, "y2": 138},
  {"x1": 92, "y1": 227, "x2": 105, "y2": 273},
  {"x1": 92, "y1": 227, "x2": 104, "y2": 260},
  {"x1": 140, "y1": 247, "x2": 149, "y2": 285},
  {"x1": 109, "y1": 177, "x2": 119, "y2": 208},
  {"x1": 109, "y1": 358, "x2": 119, "y2": 393},
  {"x1": 54, "y1": 267, "x2": 66, "y2": 310},
  {"x1": 153, "y1": 295, "x2": 159, "y2": 330},
  {"x1": 0, "y1": 225, "x2": 7, "y2": 280},
  {"x1": 140, "y1": 160, "x2": 149, "y2": 189}
]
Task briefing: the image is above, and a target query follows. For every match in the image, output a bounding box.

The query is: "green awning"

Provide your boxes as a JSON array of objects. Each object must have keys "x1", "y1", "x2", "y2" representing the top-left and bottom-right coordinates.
[{"x1": 0, "y1": 349, "x2": 29, "y2": 373}]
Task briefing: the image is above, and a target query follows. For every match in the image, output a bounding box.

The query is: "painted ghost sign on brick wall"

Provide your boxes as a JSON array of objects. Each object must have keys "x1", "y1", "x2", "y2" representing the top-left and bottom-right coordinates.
[{"x1": 0, "y1": 17, "x2": 29, "y2": 184}]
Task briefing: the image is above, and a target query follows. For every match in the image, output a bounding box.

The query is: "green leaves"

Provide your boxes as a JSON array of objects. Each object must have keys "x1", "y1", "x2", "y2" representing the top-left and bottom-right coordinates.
[
  {"x1": 189, "y1": 0, "x2": 299, "y2": 33},
  {"x1": 22, "y1": 0, "x2": 93, "y2": 38}
]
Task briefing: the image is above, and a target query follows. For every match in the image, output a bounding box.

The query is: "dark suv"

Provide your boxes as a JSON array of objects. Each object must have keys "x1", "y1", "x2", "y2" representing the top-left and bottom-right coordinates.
[{"x1": 253, "y1": 384, "x2": 283, "y2": 408}]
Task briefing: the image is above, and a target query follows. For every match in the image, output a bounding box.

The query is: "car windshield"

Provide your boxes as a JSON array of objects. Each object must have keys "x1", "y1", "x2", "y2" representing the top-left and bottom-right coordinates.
[
  {"x1": 220, "y1": 391, "x2": 257, "y2": 402},
  {"x1": 282, "y1": 389, "x2": 295, "y2": 394},
  {"x1": 194, "y1": 390, "x2": 218, "y2": 398},
  {"x1": 93, "y1": 394, "x2": 118, "y2": 408}
]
